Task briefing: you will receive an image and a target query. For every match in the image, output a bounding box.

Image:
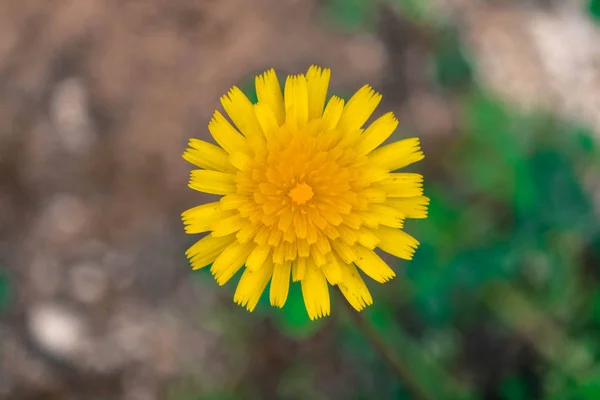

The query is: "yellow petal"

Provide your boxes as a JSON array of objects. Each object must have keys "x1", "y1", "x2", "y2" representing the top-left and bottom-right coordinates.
[
  {"x1": 354, "y1": 210, "x2": 381, "y2": 229},
  {"x1": 369, "y1": 204, "x2": 405, "y2": 228},
  {"x1": 376, "y1": 173, "x2": 424, "y2": 197},
  {"x1": 320, "y1": 96, "x2": 344, "y2": 132},
  {"x1": 189, "y1": 170, "x2": 236, "y2": 195},
  {"x1": 284, "y1": 74, "x2": 309, "y2": 128},
  {"x1": 185, "y1": 234, "x2": 236, "y2": 270},
  {"x1": 385, "y1": 196, "x2": 430, "y2": 219},
  {"x1": 270, "y1": 261, "x2": 291, "y2": 307},
  {"x1": 234, "y1": 260, "x2": 274, "y2": 312},
  {"x1": 255, "y1": 68, "x2": 285, "y2": 125},
  {"x1": 356, "y1": 112, "x2": 398, "y2": 155},
  {"x1": 306, "y1": 65, "x2": 331, "y2": 121},
  {"x1": 301, "y1": 265, "x2": 330, "y2": 320},
  {"x1": 254, "y1": 103, "x2": 280, "y2": 139},
  {"x1": 337, "y1": 85, "x2": 382, "y2": 132},
  {"x1": 357, "y1": 187, "x2": 387, "y2": 203},
  {"x1": 310, "y1": 244, "x2": 327, "y2": 267},
  {"x1": 182, "y1": 202, "x2": 234, "y2": 234},
  {"x1": 294, "y1": 212, "x2": 308, "y2": 239},
  {"x1": 284, "y1": 241, "x2": 297, "y2": 261},
  {"x1": 338, "y1": 262, "x2": 373, "y2": 311},
  {"x1": 292, "y1": 257, "x2": 307, "y2": 281},
  {"x1": 220, "y1": 194, "x2": 248, "y2": 210},
  {"x1": 374, "y1": 226, "x2": 420, "y2": 260},
  {"x1": 337, "y1": 224, "x2": 358, "y2": 246},
  {"x1": 208, "y1": 110, "x2": 248, "y2": 154},
  {"x1": 322, "y1": 253, "x2": 342, "y2": 285},
  {"x1": 331, "y1": 240, "x2": 357, "y2": 264},
  {"x1": 235, "y1": 221, "x2": 260, "y2": 243},
  {"x1": 297, "y1": 239, "x2": 310, "y2": 258},
  {"x1": 221, "y1": 86, "x2": 264, "y2": 141},
  {"x1": 369, "y1": 137, "x2": 424, "y2": 171},
  {"x1": 211, "y1": 240, "x2": 254, "y2": 286},
  {"x1": 353, "y1": 246, "x2": 396, "y2": 283},
  {"x1": 183, "y1": 139, "x2": 231, "y2": 172},
  {"x1": 357, "y1": 228, "x2": 380, "y2": 250},
  {"x1": 229, "y1": 151, "x2": 253, "y2": 171},
  {"x1": 211, "y1": 213, "x2": 246, "y2": 237},
  {"x1": 246, "y1": 244, "x2": 271, "y2": 271}
]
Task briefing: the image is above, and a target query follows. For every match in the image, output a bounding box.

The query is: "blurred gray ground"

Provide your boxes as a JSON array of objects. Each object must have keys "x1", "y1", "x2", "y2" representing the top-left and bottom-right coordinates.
[{"x1": 0, "y1": 0, "x2": 599, "y2": 399}]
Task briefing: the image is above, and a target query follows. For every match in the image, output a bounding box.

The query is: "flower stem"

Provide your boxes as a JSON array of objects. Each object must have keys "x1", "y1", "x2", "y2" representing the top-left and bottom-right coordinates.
[{"x1": 338, "y1": 291, "x2": 433, "y2": 400}]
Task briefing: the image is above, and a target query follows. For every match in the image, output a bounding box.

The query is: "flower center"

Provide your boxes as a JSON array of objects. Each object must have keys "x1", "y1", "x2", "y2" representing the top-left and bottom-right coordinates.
[{"x1": 288, "y1": 182, "x2": 314, "y2": 205}]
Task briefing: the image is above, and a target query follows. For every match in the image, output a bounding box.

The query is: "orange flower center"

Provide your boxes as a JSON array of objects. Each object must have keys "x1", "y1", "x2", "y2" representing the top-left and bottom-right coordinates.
[{"x1": 288, "y1": 182, "x2": 314, "y2": 205}]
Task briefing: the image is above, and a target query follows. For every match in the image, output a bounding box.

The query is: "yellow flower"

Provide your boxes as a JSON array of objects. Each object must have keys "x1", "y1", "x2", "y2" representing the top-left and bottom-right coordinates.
[{"x1": 183, "y1": 66, "x2": 428, "y2": 320}]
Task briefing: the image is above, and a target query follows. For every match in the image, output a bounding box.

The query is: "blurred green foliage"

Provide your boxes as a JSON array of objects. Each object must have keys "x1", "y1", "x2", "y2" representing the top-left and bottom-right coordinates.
[
  {"x1": 323, "y1": 0, "x2": 377, "y2": 32},
  {"x1": 0, "y1": 268, "x2": 10, "y2": 312},
  {"x1": 589, "y1": 0, "x2": 600, "y2": 22}
]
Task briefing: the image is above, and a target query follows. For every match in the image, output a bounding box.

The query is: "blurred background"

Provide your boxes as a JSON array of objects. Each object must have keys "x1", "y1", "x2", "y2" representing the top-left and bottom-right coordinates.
[{"x1": 1, "y1": 0, "x2": 600, "y2": 399}]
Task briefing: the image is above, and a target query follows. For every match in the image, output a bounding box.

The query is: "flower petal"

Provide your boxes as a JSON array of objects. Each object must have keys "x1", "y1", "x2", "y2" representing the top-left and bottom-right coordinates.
[
  {"x1": 183, "y1": 139, "x2": 232, "y2": 171},
  {"x1": 211, "y1": 240, "x2": 254, "y2": 285},
  {"x1": 306, "y1": 65, "x2": 331, "y2": 121},
  {"x1": 337, "y1": 85, "x2": 382, "y2": 132},
  {"x1": 292, "y1": 257, "x2": 307, "y2": 281},
  {"x1": 376, "y1": 173, "x2": 424, "y2": 197},
  {"x1": 374, "y1": 226, "x2": 420, "y2": 260},
  {"x1": 270, "y1": 260, "x2": 291, "y2": 307},
  {"x1": 221, "y1": 86, "x2": 264, "y2": 141},
  {"x1": 254, "y1": 102, "x2": 280, "y2": 139},
  {"x1": 189, "y1": 170, "x2": 236, "y2": 195},
  {"x1": 385, "y1": 196, "x2": 430, "y2": 219},
  {"x1": 322, "y1": 253, "x2": 342, "y2": 285},
  {"x1": 246, "y1": 244, "x2": 271, "y2": 271},
  {"x1": 182, "y1": 202, "x2": 235, "y2": 234},
  {"x1": 320, "y1": 96, "x2": 344, "y2": 132},
  {"x1": 353, "y1": 245, "x2": 396, "y2": 283},
  {"x1": 301, "y1": 264, "x2": 330, "y2": 320},
  {"x1": 356, "y1": 112, "x2": 398, "y2": 155},
  {"x1": 369, "y1": 137, "x2": 424, "y2": 171},
  {"x1": 369, "y1": 204, "x2": 405, "y2": 228},
  {"x1": 211, "y1": 214, "x2": 246, "y2": 237},
  {"x1": 185, "y1": 234, "x2": 236, "y2": 270},
  {"x1": 338, "y1": 261, "x2": 373, "y2": 311},
  {"x1": 234, "y1": 260, "x2": 274, "y2": 312},
  {"x1": 284, "y1": 74, "x2": 309, "y2": 128},
  {"x1": 208, "y1": 110, "x2": 248, "y2": 154},
  {"x1": 255, "y1": 68, "x2": 285, "y2": 125}
]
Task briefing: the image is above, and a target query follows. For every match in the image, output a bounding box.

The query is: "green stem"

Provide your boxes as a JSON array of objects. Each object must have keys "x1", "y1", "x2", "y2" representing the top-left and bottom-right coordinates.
[{"x1": 338, "y1": 291, "x2": 433, "y2": 400}]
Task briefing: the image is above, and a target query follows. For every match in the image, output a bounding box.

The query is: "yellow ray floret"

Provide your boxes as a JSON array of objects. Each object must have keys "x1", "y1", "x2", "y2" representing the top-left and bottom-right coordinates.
[{"x1": 182, "y1": 66, "x2": 428, "y2": 320}]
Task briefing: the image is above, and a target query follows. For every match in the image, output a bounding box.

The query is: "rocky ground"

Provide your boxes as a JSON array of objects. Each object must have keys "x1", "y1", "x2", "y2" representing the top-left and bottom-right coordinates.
[{"x1": 0, "y1": 0, "x2": 598, "y2": 399}]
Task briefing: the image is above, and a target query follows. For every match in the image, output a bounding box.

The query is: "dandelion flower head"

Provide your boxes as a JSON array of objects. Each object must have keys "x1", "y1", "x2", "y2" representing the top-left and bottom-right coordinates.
[{"x1": 183, "y1": 66, "x2": 428, "y2": 320}]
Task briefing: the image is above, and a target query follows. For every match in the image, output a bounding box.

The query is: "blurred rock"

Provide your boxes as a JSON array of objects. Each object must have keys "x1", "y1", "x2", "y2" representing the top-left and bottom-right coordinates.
[
  {"x1": 29, "y1": 254, "x2": 62, "y2": 297},
  {"x1": 50, "y1": 77, "x2": 96, "y2": 155},
  {"x1": 38, "y1": 194, "x2": 91, "y2": 246},
  {"x1": 457, "y1": 1, "x2": 600, "y2": 136},
  {"x1": 69, "y1": 262, "x2": 108, "y2": 304},
  {"x1": 1, "y1": 327, "x2": 63, "y2": 396},
  {"x1": 27, "y1": 302, "x2": 88, "y2": 361}
]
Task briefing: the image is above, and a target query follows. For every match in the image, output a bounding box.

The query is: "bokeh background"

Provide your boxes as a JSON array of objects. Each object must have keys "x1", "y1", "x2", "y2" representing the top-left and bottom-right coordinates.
[{"x1": 1, "y1": 0, "x2": 600, "y2": 399}]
